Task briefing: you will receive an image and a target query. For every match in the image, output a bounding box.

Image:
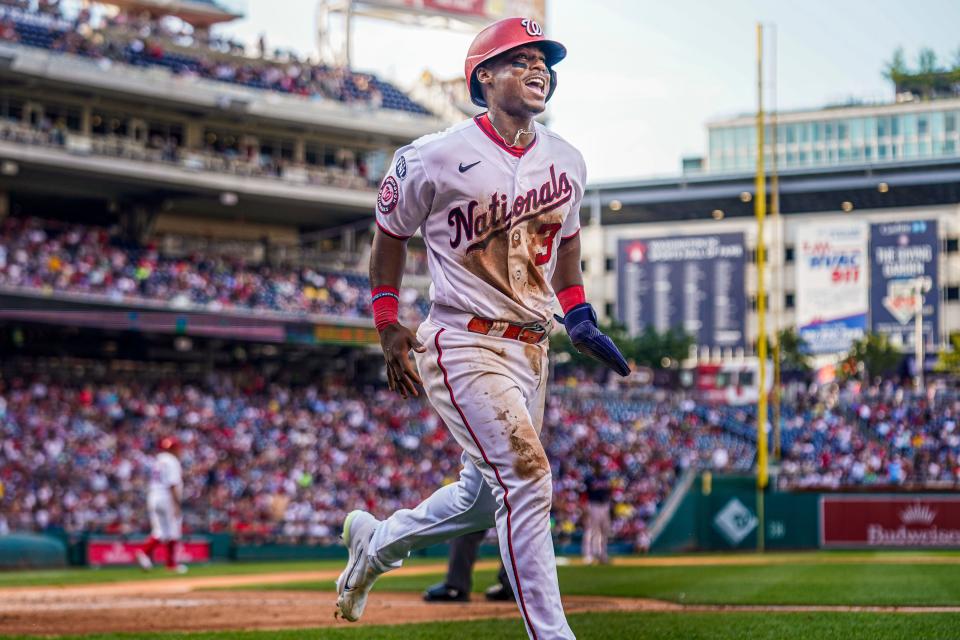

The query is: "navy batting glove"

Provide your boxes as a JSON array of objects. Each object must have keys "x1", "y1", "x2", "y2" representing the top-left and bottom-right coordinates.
[{"x1": 555, "y1": 303, "x2": 630, "y2": 377}]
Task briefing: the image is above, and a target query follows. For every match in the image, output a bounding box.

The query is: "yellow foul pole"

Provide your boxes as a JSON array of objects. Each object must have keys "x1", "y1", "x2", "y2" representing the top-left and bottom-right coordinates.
[
  {"x1": 771, "y1": 25, "x2": 782, "y2": 462},
  {"x1": 755, "y1": 23, "x2": 768, "y2": 552}
]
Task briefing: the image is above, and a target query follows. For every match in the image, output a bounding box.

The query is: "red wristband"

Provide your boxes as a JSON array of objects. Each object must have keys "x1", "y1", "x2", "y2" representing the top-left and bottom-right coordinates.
[
  {"x1": 371, "y1": 286, "x2": 399, "y2": 332},
  {"x1": 557, "y1": 285, "x2": 586, "y2": 315}
]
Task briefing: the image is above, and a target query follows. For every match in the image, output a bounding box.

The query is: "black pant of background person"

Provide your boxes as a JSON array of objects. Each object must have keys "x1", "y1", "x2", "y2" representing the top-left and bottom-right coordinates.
[{"x1": 423, "y1": 529, "x2": 514, "y2": 602}]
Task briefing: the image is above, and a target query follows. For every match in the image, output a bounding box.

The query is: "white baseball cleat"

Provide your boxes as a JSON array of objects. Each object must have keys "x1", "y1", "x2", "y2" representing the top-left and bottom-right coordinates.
[
  {"x1": 173, "y1": 564, "x2": 189, "y2": 574},
  {"x1": 135, "y1": 550, "x2": 153, "y2": 571},
  {"x1": 335, "y1": 510, "x2": 382, "y2": 622}
]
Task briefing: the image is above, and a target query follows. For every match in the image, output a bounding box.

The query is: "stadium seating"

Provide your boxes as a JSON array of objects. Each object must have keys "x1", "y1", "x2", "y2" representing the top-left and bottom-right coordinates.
[
  {"x1": 0, "y1": 366, "x2": 756, "y2": 547},
  {"x1": 0, "y1": 216, "x2": 430, "y2": 322},
  {"x1": 1, "y1": 354, "x2": 957, "y2": 547},
  {"x1": 777, "y1": 388, "x2": 960, "y2": 488},
  {"x1": 0, "y1": 4, "x2": 432, "y2": 116}
]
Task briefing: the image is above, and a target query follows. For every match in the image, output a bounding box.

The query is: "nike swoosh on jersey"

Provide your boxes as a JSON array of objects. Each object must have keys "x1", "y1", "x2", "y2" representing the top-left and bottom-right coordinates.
[{"x1": 458, "y1": 161, "x2": 481, "y2": 173}]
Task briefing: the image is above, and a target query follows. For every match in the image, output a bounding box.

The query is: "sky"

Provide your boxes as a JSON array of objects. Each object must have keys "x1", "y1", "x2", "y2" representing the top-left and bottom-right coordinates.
[{"x1": 216, "y1": 0, "x2": 960, "y2": 183}]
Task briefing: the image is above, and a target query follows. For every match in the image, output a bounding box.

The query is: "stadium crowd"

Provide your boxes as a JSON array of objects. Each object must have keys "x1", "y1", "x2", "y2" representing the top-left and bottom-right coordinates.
[
  {"x1": 0, "y1": 216, "x2": 430, "y2": 323},
  {"x1": 0, "y1": 367, "x2": 755, "y2": 548},
  {"x1": 777, "y1": 384, "x2": 960, "y2": 489},
  {"x1": 2, "y1": 358, "x2": 960, "y2": 548},
  {"x1": 0, "y1": 0, "x2": 430, "y2": 115}
]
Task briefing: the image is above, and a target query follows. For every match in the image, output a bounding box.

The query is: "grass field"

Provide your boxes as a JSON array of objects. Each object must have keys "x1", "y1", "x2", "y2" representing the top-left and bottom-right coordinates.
[
  {"x1": 3, "y1": 552, "x2": 959, "y2": 640},
  {"x1": 237, "y1": 551, "x2": 960, "y2": 606},
  {"x1": 6, "y1": 612, "x2": 960, "y2": 640}
]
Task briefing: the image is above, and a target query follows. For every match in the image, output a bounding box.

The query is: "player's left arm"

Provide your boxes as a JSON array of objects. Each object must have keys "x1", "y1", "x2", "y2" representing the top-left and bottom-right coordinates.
[
  {"x1": 551, "y1": 163, "x2": 630, "y2": 376},
  {"x1": 168, "y1": 459, "x2": 183, "y2": 519},
  {"x1": 551, "y1": 232, "x2": 583, "y2": 293},
  {"x1": 170, "y1": 485, "x2": 181, "y2": 519}
]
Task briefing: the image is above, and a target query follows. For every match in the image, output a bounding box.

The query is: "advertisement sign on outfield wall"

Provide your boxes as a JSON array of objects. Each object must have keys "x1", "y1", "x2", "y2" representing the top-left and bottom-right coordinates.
[
  {"x1": 870, "y1": 220, "x2": 940, "y2": 348},
  {"x1": 617, "y1": 233, "x2": 746, "y2": 348},
  {"x1": 820, "y1": 496, "x2": 960, "y2": 548},
  {"x1": 87, "y1": 538, "x2": 211, "y2": 566},
  {"x1": 795, "y1": 222, "x2": 869, "y2": 354}
]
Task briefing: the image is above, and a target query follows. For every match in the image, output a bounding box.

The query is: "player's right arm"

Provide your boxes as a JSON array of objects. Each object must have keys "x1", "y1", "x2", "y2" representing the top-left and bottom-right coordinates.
[
  {"x1": 371, "y1": 232, "x2": 425, "y2": 398},
  {"x1": 369, "y1": 146, "x2": 435, "y2": 399}
]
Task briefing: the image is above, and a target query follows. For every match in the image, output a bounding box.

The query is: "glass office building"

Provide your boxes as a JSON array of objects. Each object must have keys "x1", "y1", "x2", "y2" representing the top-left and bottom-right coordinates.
[{"x1": 706, "y1": 97, "x2": 960, "y2": 173}]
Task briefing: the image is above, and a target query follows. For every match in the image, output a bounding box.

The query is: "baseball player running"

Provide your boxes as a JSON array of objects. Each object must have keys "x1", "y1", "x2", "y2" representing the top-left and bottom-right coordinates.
[
  {"x1": 336, "y1": 17, "x2": 628, "y2": 639},
  {"x1": 136, "y1": 436, "x2": 187, "y2": 573}
]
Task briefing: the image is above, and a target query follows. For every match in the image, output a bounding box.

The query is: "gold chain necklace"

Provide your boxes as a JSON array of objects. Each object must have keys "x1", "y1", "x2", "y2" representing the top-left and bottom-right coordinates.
[{"x1": 488, "y1": 116, "x2": 534, "y2": 147}]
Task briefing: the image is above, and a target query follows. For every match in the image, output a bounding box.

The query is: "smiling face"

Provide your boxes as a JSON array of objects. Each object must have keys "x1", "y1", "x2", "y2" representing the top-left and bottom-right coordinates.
[{"x1": 476, "y1": 45, "x2": 551, "y2": 117}]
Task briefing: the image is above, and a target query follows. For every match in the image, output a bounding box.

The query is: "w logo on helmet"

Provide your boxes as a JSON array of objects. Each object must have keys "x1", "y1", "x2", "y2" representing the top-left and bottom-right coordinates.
[{"x1": 521, "y1": 18, "x2": 543, "y2": 37}]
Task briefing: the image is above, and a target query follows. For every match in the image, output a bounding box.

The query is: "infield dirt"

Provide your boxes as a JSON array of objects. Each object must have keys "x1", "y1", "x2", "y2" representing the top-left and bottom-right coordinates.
[{"x1": 2, "y1": 556, "x2": 958, "y2": 636}]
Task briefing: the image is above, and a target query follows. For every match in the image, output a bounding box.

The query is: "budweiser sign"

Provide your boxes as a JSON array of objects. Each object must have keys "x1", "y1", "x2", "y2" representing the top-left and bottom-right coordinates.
[{"x1": 820, "y1": 496, "x2": 960, "y2": 548}]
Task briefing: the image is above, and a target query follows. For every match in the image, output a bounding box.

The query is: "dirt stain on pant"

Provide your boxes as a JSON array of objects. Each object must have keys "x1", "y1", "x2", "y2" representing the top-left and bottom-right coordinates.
[
  {"x1": 524, "y1": 343, "x2": 543, "y2": 379},
  {"x1": 491, "y1": 407, "x2": 548, "y2": 480},
  {"x1": 508, "y1": 422, "x2": 549, "y2": 480}
]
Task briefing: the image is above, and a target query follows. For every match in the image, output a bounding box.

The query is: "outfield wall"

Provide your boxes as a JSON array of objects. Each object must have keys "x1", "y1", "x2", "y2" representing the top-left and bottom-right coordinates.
[
  {"x1": 652, "y1": 474, "x2": 960, "y2": 552},
  {"x1": 6, "y1": 475, "x2": 959, "y2": 567}
]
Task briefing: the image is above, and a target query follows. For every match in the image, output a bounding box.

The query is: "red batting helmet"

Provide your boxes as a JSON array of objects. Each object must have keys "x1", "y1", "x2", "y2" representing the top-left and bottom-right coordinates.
[
  {"x1": 465, "y1": 17, "x2": 567, "y2": 108},
  {"x1": 159, "y1": 436, "x2": 180, "y2": 452}
]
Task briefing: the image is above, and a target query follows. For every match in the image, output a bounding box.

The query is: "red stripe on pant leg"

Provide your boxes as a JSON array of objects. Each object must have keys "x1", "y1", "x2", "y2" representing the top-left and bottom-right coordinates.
[
  {"x1": 166, "y1": 540, "x2": 177, "y2": 569},
  {"x1": 143, "y1": 535, "x2": 159, "y2": 557},
  {"x1": 434, "y1": 328, "x2": 539, "y2": 640}
]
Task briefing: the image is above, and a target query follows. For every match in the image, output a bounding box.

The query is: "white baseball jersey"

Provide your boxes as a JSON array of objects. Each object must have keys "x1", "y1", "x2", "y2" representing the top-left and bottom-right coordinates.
[
  {"x1": 148, "y1": 452, "x2": 182, "y2": 499},
  {"x1": 375, "y1": 114, "x2": 585, "y2": 324},
  {"x1": 368, "y1": 114, "x2": 583, "y2": 639}
]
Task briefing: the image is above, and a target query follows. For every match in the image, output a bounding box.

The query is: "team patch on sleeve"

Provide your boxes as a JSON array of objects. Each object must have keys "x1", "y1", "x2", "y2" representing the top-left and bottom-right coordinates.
[{"x1": 377, "y1": 176, "x2": 399, "y2": 214}]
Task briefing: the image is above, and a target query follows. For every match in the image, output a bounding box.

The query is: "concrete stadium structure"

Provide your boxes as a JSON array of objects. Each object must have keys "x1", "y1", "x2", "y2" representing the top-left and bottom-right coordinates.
[{"x1": 581, "y1": 155, "x2": 960, "y2": 357}]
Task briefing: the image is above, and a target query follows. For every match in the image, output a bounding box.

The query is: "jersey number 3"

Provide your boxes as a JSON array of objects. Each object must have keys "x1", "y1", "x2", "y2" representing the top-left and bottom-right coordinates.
[{"x1": 534, "y1": 223, "x2": 563, "y2": 266}]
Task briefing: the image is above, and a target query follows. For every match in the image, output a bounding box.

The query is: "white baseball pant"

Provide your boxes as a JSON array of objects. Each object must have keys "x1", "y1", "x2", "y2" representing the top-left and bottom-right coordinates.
[
  {"x1": 148, "y1": 492, "x2": 182, "y2": 541},
  {"x1": 368, "y1": 315, "x2": 574, "y2": 640}
]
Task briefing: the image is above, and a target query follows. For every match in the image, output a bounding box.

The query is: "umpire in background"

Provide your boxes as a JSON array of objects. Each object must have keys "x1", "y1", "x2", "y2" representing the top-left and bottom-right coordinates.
[{"x1": 423, "y1": 530, "x2": 514, "y2": 602}]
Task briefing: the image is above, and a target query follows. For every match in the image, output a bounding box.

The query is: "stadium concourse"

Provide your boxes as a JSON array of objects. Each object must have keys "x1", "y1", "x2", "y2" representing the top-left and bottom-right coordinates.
[{"x1": 0, "y1": 116, "x2": 382, "y2": 190}]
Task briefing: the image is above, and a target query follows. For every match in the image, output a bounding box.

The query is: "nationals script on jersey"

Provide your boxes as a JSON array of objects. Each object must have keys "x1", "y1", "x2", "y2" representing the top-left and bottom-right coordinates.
[{"x1": 375, "y1": 114, "x2": 585, "y2": 324}]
